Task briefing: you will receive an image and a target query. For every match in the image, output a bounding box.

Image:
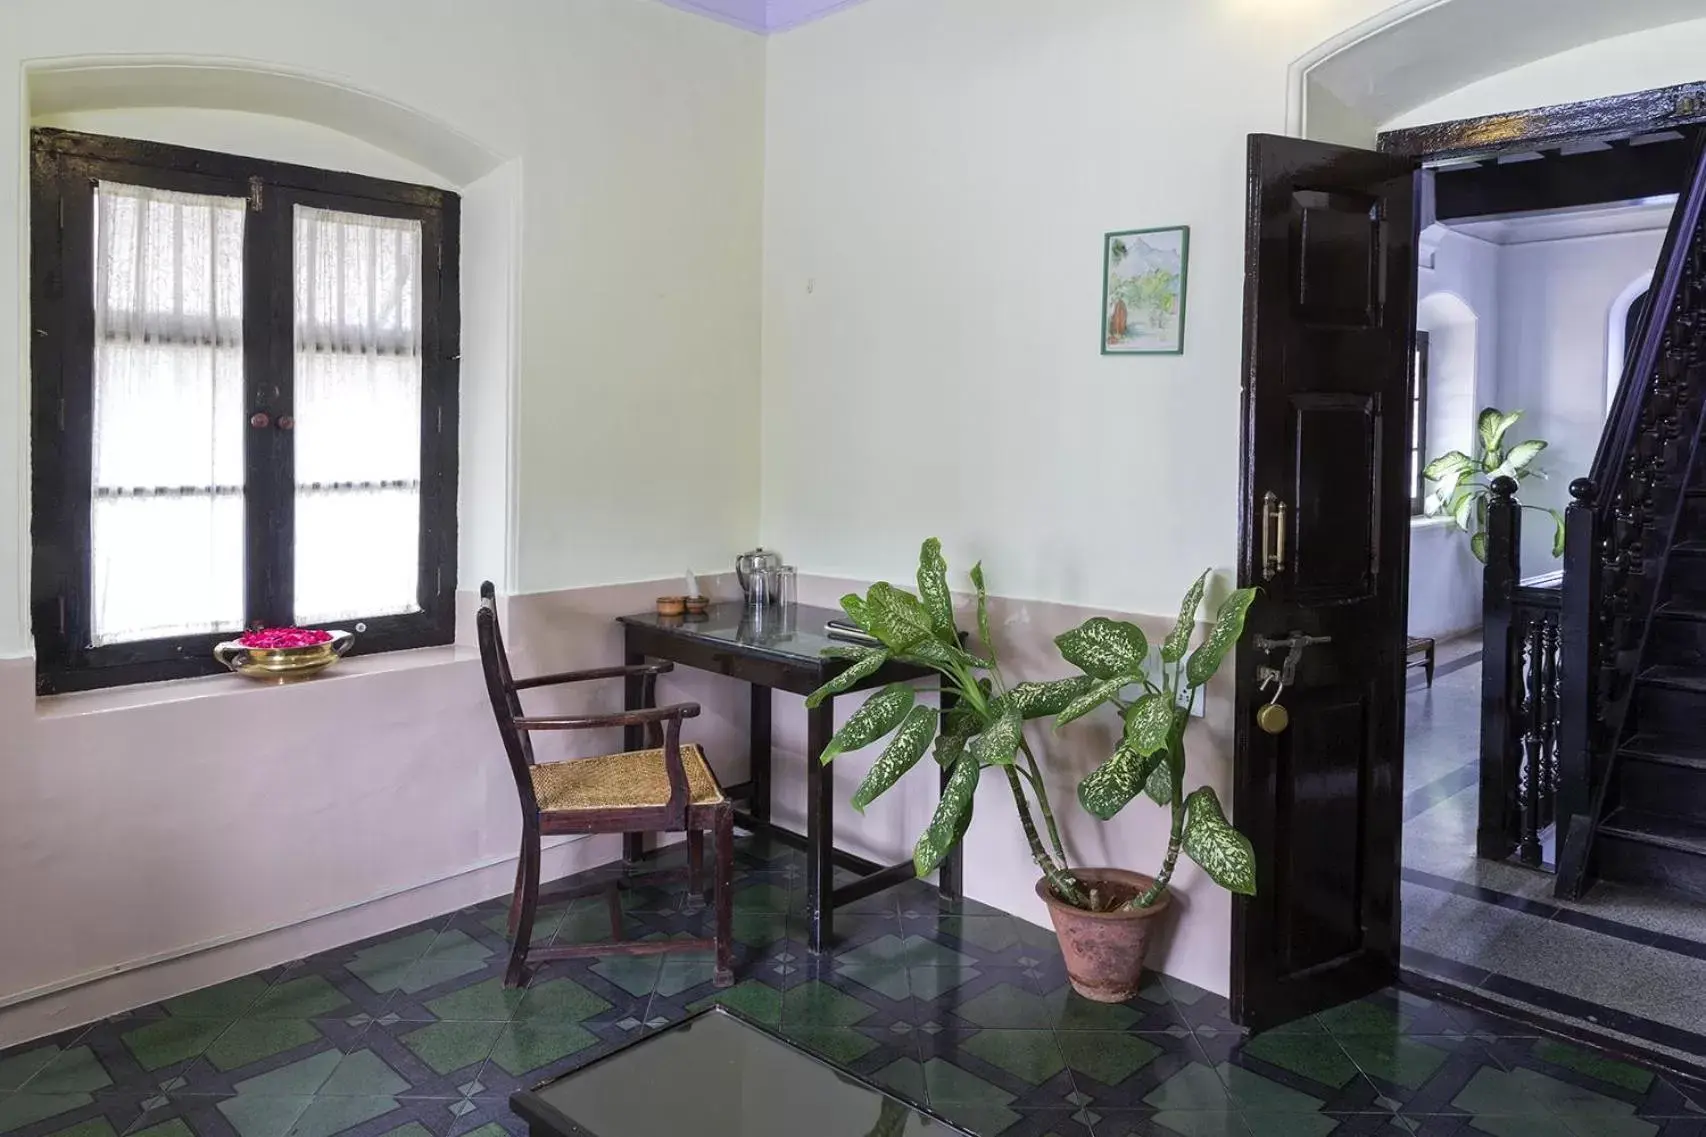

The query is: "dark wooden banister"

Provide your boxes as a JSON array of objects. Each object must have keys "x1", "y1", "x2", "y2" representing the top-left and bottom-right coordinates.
[{"x1": 1554, "y1": 129, "x2": 1706, "y2": 898}]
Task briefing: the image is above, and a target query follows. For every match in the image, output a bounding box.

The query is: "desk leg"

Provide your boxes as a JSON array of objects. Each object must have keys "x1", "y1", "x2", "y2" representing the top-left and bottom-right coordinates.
[
  {"x1": 937, "y1": 688, "x2": 964, "y2": 909},
  {"x1": 805, "y1": 697, "x2": 835, "y2": 954},
  {"x1": 622, "y1": 650, "x2": 647, "y2": 867},
  {"x1": 750, "y1": 684, "x2": 772, "y2": 824}
]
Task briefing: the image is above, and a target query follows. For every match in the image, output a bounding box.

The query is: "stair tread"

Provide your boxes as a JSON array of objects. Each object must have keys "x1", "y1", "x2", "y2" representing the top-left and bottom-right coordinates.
[
  {"x1": 1600, "y1": 807, "x2": 1706, "y2": 855},
  {"x1": 1676, "y1": 540, "x2": 1706, "y2": 554},
  {"x1": 1621, "y1": 734, "x2": 1706, "y2": 768},
  {"x1": 1656, "y1": 602, "x2": 1706, "y2": 622},
  {"x1": 1638, "y1": 665, "x2": 1706, "y2": 692}
]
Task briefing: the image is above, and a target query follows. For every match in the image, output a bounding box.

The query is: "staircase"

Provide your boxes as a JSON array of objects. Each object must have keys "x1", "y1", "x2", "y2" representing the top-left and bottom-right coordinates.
[{"x1": 1594, "y1": 475, "x2": 1706, "y2": 898}]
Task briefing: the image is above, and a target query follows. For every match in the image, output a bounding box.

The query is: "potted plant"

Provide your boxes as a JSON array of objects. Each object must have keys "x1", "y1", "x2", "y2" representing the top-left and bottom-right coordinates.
[
  {"x1": 1423, "y1": 407, "x2": 1561, "y2": 563},
  {"x1": 808, "y1": 539, "x2": 1258, "y2": 1002}
]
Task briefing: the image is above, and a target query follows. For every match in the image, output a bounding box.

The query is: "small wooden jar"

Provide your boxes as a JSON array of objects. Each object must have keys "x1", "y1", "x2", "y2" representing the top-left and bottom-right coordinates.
[
  {"x1": 684, "y1": 595, "x2": 710, "y2": 616},
  {"x1": 656, "y1": 596, "x2": 687, "y2": 617}
]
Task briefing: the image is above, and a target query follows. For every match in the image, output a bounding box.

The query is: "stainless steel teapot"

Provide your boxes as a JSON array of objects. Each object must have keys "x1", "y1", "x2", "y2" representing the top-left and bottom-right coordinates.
[{"x1": 736, "y1": 548, "x2": 783, "y2": 606}]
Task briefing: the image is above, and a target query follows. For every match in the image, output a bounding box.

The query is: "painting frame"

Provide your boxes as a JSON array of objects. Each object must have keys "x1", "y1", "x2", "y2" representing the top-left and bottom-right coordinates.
[{"x1": 1101, "y1": 225, "x2": 1190, "y2": 356}]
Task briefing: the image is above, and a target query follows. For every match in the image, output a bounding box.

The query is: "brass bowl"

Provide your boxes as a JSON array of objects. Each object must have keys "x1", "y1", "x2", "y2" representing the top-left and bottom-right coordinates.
[{"x1": 213, "y1": 630, "x2": 355, "y2": 682}]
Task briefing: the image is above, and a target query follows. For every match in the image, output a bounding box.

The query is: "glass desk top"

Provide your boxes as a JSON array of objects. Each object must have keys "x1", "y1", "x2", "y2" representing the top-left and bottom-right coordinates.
[
  {"x1": 617, "y1": 603, "x2": 868, "y2": 672},
  {"x1": 510, "y1": 1009, "x2": 969, "y2": 1137}
]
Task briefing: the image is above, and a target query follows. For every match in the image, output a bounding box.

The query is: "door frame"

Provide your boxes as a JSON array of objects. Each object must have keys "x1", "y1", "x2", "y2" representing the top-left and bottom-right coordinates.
[{"x1": 1230, "y1": 79, "x2": 1706, "y2": 1030}]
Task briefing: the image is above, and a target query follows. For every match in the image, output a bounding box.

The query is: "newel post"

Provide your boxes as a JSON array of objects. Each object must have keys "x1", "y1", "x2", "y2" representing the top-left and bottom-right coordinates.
[
  {"x1": 1555, "y1": 478, "x2": 1600, "y2": 892},
  {"x1": 1478, "y1": 476, "x2": 1521, "y2": 860}
]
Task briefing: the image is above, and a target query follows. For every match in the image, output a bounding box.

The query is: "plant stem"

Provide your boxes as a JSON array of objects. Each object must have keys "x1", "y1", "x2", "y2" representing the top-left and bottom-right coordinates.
[
  {"x1": 1017, "y1": 736, "x2": 1069, "y2": 866},
  {"x1": 1133, "y1": 735, "x2": 1186, "y2": 909},
  {"x1": 1004, "y1": 766, "x2": 1088, "y2": 907}
]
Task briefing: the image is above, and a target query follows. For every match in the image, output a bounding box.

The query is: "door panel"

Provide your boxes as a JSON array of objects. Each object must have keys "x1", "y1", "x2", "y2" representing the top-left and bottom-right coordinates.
[{"x1": 1233, "y1": 134, "x2": 1417, "y2": 1031}]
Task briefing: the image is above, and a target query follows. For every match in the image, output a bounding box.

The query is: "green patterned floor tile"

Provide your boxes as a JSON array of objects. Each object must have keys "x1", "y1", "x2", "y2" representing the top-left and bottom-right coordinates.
[
  {"x1": 231, "y1": 1050, "x2": 344, "y2": 1097},
  {"x1": 832, "y1": 962, "x2": 911, "y2": 1003},
  {"x1": 129, "y1": 1119, "x2": 194, "y2": 1137},
  {"x1": 1504, "y1": 1065, "x2": 1653, "y2": 1118},
  {"x1": 1240, "y1": 1031, "x2": 1362, "y2": 1089},
  {"x1": 689, "y1": 982, "x2": 783, "y2": 1026},
  {"x1": 285, "y1": 1096, "x2": 402, "y2": 1137},
  {"x1": 395, "y1": 1021, "x2": 504, "y2": 1077},
  {"x1": 782, "y1": 982, "x2": 877, "y2": 1029},
  {"x1": 22, "y1": 1048, "x2": 112, "y2": 1097},
  {"x1": 907, "y1": 965, "x2": 981, "y2": 1004},
  {"x1": 0, "y1": 1094, "x2": 100, "y2": 1135},
  {"x1": 1056, "y1": 1031, "x2": 1162, "y2": 1087},
  {"x1": 160, "y1": 977, "x2": 273, "y2": 1020},
  {"x1": 514, "y1": 979, "x2": 612, "y2": 1023},
  {"x1": 421, "y1": 932, "x2": 492, "y2": 964},
  {"x1": 1146, "y1": 1063, "x2": 1233, "y2": 1111},
  {"x1": 1049, "y1": 991, "x2": 1145, "y2": 1033},
  {"x1": 923, "y1": 1055, "x2": 1019, "y2": 1105},
  {"x1": 945, "y1": 982, "x2": 1056, "y2": 1030},
  {"x1": 1215, "y1": 1062, "x2": 1330, "y2": 1113},
  {"x1": 928, "y1": 916, "x2": 1022, "y2": 954},
  {"x1": 870, "y1": 1057, "x2": 927, "y2": 1102},
  {"x1": 317, "y1": 1049, "x2": 412, "y2": 1096},
  {"x1": 731, "y1": 883, "x2": 793, "y2": 914},
  {"x1": 928, "y1": 1102, "x2": 1024, "y2": 1136},
  {"x1": 1450, "y1": 1066, "x2": 1563, "y2": 1116},
  {"x1": 346, "y1": 932, "x2": 442, "y2": 994},
  {"x1": 394, "y1": 961, "x2": 490, "y2": 997},
  {"x1": 18, "y1": 1118, "x2": 121, "y2": 1137},
  {"x1": 587, "y1": 955, "x2": 663, "y2": 998},
  {"x1": 486, "y1": 1021, "x2": 600, "y2": 1077},
  {"x1": 653, "y1": 958, "x2": 719, "y2": 999},
  {"x1": 120, "y1": 1017, "x2": 231, "y2": 1072},
  {"x1": 1338, "y1": 1035, "x2": 1450, "y2": 1092},
  {"x1": 730, "y1": 911, "x2": 791, "y2": 949},
  {"x1": 1314, "y1": 998, "x2": 1413, "y2": 1038},
  {"x1": 785, "y1": 1028, "x2": 880, "y2": 1066},
  {"x1": 0, "y1": 1044, "x2": 65, "y2": 1092},
  {"x1": 215, "y1": 1095, "x2": 313, "y2": 1137},
  {"x1": 1530, "y1": 1039, "x2": 1655, "y2": 1095},
  {"x1": 1230, "y1": 1113, "x2": 1336, "y2": 1137},
  {"x1": 838, "y1": 934, "x2": 975, "y2": 971},
  {"x1": 203, "y1": 1020, "x2": 326, "y2": 1073},
  {"x1": 423, "y1": 979, "x2": 526, "y2": 1023},
  {"x1": 958, "y1": 1029, "x2": 1066, "y2": 1085},
  {"x1": 247, "y1": 977, "x2": 352, "y2": 1021}
]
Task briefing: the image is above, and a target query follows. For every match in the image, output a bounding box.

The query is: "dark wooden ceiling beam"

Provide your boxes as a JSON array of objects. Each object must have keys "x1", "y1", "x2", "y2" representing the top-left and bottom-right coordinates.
[{"x1": 1433, "y1": 136, "x2": 1693, "y2": 221}]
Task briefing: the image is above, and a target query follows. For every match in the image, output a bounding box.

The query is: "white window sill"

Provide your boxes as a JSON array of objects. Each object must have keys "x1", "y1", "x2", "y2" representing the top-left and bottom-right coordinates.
[
  {"x1": 36, "y1": 643, "x2": 480, "y2": 720},
  {"x1": 1411, "y1": 515, "x2": 1458, "y2": 531}
]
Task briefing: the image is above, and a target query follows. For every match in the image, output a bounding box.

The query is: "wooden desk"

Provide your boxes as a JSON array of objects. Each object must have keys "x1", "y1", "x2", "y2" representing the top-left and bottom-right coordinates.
[{"x1": 618, "y1": 603, "x2": 961, "y2": 952}]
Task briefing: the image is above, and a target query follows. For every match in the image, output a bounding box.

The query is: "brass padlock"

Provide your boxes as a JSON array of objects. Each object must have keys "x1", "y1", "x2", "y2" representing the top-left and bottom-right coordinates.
[{"x1": 1257, "y1": 702, "x2": 1290, "y2": 735}]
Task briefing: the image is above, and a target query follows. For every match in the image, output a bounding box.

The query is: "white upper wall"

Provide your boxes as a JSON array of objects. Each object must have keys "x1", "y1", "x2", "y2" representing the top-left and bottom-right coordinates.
[
  {"x1": 0, "y1": 0, "x2": 766, "y2": 655},
  {"x1": 1386, "y1": 16, "x2": 1706, "y2": 131}
]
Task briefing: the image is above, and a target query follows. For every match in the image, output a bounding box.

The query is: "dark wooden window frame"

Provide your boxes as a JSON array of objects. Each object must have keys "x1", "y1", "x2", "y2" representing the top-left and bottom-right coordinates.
[
  {"x1": 1411, "y1": 330, "x2": 1430, "y2": 517},
  {"x1": 30, "y1": 128, "x2": 461, "y2": 694}
]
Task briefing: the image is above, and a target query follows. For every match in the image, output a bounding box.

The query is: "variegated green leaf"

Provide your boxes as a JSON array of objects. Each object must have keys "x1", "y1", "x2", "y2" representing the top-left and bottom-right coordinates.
[
  {"x1": 969, "y1": 562, "x2": 993, "y2": 657},
  {"x1": 1478, "y1": 407, "x2": 1523, "y2": 455},
  {"x1": 1162, "y1": 571, "x2": 1210, "y2": 664},
  {"x1": 915, "y1": 751, "x2": 980, "y2": 878},
  {"x1": 852, "y1": 705, "x2": 937, "y2": 812},
  {"x1": 805, "y1": 649, "x2": 891, "y2": 710},
  {"x1": 1078, "y1": 743, "x2": 1167, "y2": 821},
  {"x1": 1452, "y1": 486, "x2": 1480, "y2": 532},
  {"x1": 820, "y1": 683, "x2": 915, "y2": 765},
  {"x1": 1122, "y1": 693, "x2": 1177, "y2": 757},
  {"x1": 823, "y1": 643, "x2": 883, "y2": 661},
  {"x1": 1056, "y1": 617, "x2": 1149, "y2": 680},
  {"x1": 1143, "y1": 757, "x2": 1174, "y2": 805},
  {"x1": 1052, "y1": 676, "x2": 1129, "y2": 730},
  {"x1": 1182, "y1": 786, "x2": 1257, "y2": 896},
  {"x1": 1470, "y1": 530, "x2": 1489, "y2": 564},
  {"x1": 917, "y1": 537, "x2": 956, "y2": 636},
  {"x1": 1006, "y1": 676, "x2": 1096, "y2": 720},
  {"x1": 841, "y1": 593, "x2": 871, "y2": 631},
  {"x1": 1185, "y1": 588, "x2": 1258, "y2": 689},
  {"x1": 970, "y1": 701, "x2": 1024, "y2": 767},
  {"x1": 1548, "y1": 508, "x2": 1566, "y2": 558},
  {"x1": 862, "y1": 582, "x2": 938, "y2": 655},
  {"x1": 1423, "y1": 450, "x2": 1474, "y2": 483},
  {"x1": 1496, "y1": 439, "x2": 1547, "y2": 478},
  {"x1": 935, "y1": 727, "x2": 972, "y2": 769}
]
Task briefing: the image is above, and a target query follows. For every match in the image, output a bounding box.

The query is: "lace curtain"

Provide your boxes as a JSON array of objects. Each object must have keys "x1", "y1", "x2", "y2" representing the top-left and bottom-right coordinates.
[
  {"x1": 91, "y1": 182, "x2": 246, "y2": 646},
  {"x1": 293, "y1": 205, "x2": 423, "y2": 623}
]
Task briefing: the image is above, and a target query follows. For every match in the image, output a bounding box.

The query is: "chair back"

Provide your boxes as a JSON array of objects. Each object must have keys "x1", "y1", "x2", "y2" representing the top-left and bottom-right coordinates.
[{"x1": 477, "y1": 582, "x2": 541, "y2": 814}]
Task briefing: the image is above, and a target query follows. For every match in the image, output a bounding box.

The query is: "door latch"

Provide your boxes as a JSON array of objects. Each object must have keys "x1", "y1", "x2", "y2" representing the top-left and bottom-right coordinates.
[
  {"x1": 1254, "y1": 632, "x2": 1331, "y2": 735},
  {"x1": 1261, "y1": 492, "x2": 1290, "y2": 580}
]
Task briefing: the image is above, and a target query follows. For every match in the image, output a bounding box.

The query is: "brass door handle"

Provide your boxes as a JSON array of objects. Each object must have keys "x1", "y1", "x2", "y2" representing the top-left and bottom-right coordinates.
[{"x1": 1261, "y1": 492, "x2": 1289, "y2": 580}]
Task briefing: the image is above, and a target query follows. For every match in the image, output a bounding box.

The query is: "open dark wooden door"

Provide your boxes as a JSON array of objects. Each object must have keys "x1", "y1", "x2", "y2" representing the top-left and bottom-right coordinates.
[{"x1": 1231, "y1": 134, "x2": 1419, "y2": 1031}]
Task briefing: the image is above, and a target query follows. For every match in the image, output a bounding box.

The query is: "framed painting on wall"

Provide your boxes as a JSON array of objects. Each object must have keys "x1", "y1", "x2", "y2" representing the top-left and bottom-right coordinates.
[{"x1": 1102, "y1": 225, "x2": 1190, "y2": 355}]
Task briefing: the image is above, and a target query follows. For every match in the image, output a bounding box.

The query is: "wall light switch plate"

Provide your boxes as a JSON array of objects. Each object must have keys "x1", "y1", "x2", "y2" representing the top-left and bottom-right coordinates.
[{"x1": 1141, "y1": 646, "x2": 1206, "y2": 719}]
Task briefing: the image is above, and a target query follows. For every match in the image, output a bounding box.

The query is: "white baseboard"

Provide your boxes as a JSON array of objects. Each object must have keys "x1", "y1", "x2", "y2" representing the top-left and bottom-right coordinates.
[{"x1": 0, "y1": 835, "x2": 612, "y2": 1049}]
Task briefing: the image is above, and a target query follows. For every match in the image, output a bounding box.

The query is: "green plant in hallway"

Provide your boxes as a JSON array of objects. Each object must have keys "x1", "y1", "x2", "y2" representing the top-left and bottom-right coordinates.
[
  {"x1": 1423, "y1": 406, "x2": 1562, "y2": 563},
  {"x1": 806, "y1": 539, "x2": 1258, "y2": 1002}
]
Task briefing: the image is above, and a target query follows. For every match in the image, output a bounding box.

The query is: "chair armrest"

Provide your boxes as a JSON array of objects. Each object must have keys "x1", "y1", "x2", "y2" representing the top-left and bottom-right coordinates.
[
  {"x1": 511, "y1": 702, "x2": 702, "y2": 732},
  {"x1": 512, "y1": 662, "x2": 674, "y2": 691}
]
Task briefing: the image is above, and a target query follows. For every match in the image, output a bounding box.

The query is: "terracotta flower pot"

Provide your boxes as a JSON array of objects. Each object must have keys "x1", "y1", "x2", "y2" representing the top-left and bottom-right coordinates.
[{"x1": 1036, "y1": 869, "x2": 1171, "y2": 1003}]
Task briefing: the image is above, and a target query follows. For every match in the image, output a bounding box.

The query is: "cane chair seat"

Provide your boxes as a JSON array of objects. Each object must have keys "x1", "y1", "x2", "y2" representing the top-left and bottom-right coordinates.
[{"x1": 530, "y1": 745, "x2": 725, "y2": 813}]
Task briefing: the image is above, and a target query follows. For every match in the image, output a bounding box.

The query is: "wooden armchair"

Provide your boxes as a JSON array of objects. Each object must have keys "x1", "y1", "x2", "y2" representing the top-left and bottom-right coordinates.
[{"x1": 477, "y1": 582, "x2": 733, "y2": 988}]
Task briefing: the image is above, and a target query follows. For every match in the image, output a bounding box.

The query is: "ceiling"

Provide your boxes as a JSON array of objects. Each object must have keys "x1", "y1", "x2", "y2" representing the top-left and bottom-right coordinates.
[{"x1": 656, "y1": 0, "x2": 868, "y2": 34}]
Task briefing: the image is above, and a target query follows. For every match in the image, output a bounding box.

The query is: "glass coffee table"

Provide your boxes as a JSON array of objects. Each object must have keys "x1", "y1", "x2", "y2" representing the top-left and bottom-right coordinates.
[{"x1": 509, "y1": 1008, "x2": 971, "y2": 1136}]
